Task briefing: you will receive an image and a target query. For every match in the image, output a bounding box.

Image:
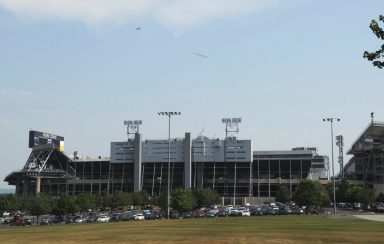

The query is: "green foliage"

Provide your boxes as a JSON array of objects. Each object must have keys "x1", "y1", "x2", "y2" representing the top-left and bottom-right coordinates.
[
  {"x1": 157, "y1": 190, "x2": 168, "y2": 211},
  {"x1": 192, "y1": 188, "x2": 220, "y2": 207},
  {"x1": 110, "y1": 192, "x2": 132, "y2": 209},
  {"x1": 171, "y1": 188, "x2": 196, "y2": 211},
  {"x1": 363, "y1": 15, "x2": 384, "y2": 68},
  {"x1": 355, "y1": 187, "x2": 374, "y2": 205},
  {"x1": 275, "y1": 185, "x2": 291, "y2": 203},
  {"x1": 293, "y1": 179, "x2": 330, "y2": 207},
  {"x1": 0, "y1": 194, "x2": 22, "y2": 212},
  {"x1": 375, "y1": 193, "x2": 384, "y2": 202},
  {"x1": 53, "y1": 194, "x2": 79, "y2": 216},
  {"x1": 95, "y1": 193, "x2": 111, "y2": 209},
  {"x1": 26, "y1": 194, "x2": 52, "y2": 217},
  {"x1": 76, "y1": 193, "x2": 96, "y2": 212}
]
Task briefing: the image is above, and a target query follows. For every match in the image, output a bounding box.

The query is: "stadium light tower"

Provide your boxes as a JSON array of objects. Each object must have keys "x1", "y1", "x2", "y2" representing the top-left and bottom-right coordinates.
[
  {"x1": 158, "y1": 112, "x2": 181, "y2": 219},
  {"x1": 323, "y1": 117, "x2": 340, "y2": 216}
]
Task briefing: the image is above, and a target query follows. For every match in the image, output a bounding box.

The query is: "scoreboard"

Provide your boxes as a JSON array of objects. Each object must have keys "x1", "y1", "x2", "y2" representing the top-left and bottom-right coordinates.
[{"x1": 29, "y1": 131, "x2": 65, "y2": 152}]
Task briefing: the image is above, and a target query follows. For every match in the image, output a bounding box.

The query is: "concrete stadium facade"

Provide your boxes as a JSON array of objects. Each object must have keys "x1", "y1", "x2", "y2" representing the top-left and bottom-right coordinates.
[{"x1": 4, "y1": 131, "x2": 329, "y2": 203}]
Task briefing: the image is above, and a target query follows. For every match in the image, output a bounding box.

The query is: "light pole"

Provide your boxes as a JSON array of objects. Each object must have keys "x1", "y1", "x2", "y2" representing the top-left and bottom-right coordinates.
[
  {"x1": 158, "y1": 112, "x2": 181, "y2": 219},
  {"x1": 323, "y1": 117, "x2": 340, "y2": 216}
]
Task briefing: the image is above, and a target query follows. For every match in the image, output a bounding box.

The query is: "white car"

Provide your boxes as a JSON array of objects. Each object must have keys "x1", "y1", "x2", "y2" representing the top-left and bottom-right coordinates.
[
  {"x1": 97, "y1": 215, "x2": 110, "y2": 223},
  {"x1": 238, "y1": 207, "x2": 251, "y2": 216},
  {"x1": 134, "y1": 213, "x2": 145, "y2": 220}
]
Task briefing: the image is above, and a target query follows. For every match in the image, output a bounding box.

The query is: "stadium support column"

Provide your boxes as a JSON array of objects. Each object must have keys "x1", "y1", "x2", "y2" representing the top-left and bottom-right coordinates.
[
  {"x1": 184, "y1": 132, "x2": 192, "y2": 189},
  {"x1": 134, "y1": 133, "x2": 142, "y2": 192},
  {"x1": 35, "y1": 176, "x2": 41, "y2": 194}
]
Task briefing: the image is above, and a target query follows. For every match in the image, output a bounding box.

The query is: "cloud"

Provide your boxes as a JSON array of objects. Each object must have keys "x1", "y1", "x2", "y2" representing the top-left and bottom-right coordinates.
[
  {"x1": 0, "y1": 118, "x2": 11, "y2": 125},
  {"x1": 0, "y1": 0, "x2": 284, "y2": 29}
]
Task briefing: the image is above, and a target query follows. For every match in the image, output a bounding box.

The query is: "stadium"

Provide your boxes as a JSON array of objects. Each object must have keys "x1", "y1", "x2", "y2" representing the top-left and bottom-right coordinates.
[
  {"x1": 4, "y1": 118, "x2": 329, "y2": 204},
  {"x1": 344, "y1": 118, "x2": 384, "y2": 193}
]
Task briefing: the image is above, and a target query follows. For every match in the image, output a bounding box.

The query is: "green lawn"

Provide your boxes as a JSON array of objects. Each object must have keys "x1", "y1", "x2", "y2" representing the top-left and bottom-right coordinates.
[{"x1": 1, "y1": 215, "x2": 383, "y2": 243}]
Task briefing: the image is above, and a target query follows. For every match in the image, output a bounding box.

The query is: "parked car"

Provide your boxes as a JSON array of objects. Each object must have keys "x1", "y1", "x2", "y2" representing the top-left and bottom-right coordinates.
[
  {"x1": 206, "y1": 210, "x2": 217, "y2": 217},
  {"x1": 111, "y1": 214, "x2": 121, "y2": 222},
  {"x1": 193, "y1": 209, "x2": 206, "y2": 218},
  {"x1": 120, "y1": 213, "x2": 134, "y2": 221},
  {"x1": 238, "y1": 207, "x2": 251, "y2": 216},
  {"x1": 74, "y1": 216, "x2": 84, "y2": 223},
  {"x1": 40, "y1": 217, "x2": 53, "y2": 225},
  {"x1": 291, "y1": 207, "x2": 304, "y2": 215},
  {"x1": 153, "y1": 211, "x2": 163, "y2": 219},
  {"x1": 134, "y1": 213, "x2": 145, "y2": 220},
  {"x1": 181, "y1": 211, "x2": 193, "y2": 219},
  {"x1": 266, "y1": 206, "x2": 279, "y2": 215},
  {"x1": 86, "y1": 215, "x2": 98, "y2": 223},
  {"x1": 144, "y1": 212, "x2": 156, "y2": 220},
  {"x1": 371, "y1": 203, "x2": 384, "y2": 212},
  {"x1": 97, "y1": 215, "x2": 110, "y2": 223},
  {"x1": 228, "y1": 209, "x2": 240, "y2": 217},
  {"x1": 10, "y1": 215, "x2": 25, "y2": 226},
  {"x1": 278, "y1": 206, "x2": 292, "y2": 215},
  {"x1": 217, "y1": 210, "x2": 227, "y2": 217},
  {"x1": 169, "y1": 211, "x2": 180, "y2": 219},
  {"x1": 250, "y1": 207, "x2": 263, "y2": 216}
]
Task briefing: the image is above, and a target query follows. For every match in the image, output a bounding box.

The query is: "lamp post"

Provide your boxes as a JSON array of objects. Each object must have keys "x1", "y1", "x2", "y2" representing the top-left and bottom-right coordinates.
[
  {"x1": 323, "y1": 117, "x2": 340, "y2": 216},
  {"x1": 158, "y1": 112, "x2": 181, "y2": 219}
]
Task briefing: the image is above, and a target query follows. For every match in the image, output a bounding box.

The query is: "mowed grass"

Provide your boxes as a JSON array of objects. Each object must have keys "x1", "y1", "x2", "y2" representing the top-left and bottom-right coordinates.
[{"x1": 1, "y1": 215, "x2": 384, "y2": 243}]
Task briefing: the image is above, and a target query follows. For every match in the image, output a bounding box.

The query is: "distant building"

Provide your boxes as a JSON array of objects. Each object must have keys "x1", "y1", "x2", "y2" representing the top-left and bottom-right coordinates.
[
  {"x1": 344, "y1": 121, "x2": 384, "y2": 194},
  {"x1": 4, "y1": 129, "x2": 328, "y2": 204}
]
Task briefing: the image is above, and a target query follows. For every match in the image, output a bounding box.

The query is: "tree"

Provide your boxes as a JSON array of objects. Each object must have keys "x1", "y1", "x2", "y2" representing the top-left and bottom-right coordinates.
[
  {"x1": 157, "y1": 190, "x2": 168, "y2": 211},
  {"x1": 326, "y1": 179, "x2": 350, "y2": 203},
  {"x1": 376, "y1": 192, "x2": 384, "y2": 202},
  {"x1": 171, "y1": 188, "x2": 196, "y2": 212},
  {"x1": 293, "y1": 179, "x2": 330, "y2": 207},
  {"x1": 0, "y1": 194, "x2": 22, "y2": 212},
  {"x1": 52, "y1": 194, "x2": 79, "y2": 218},
  {"x1": 363, "y1": 15, "x2": 384, "y2": 68},
  {"x1": 26, "y1": 194, "x2": 52, "y2": 221},
  {"x1": 193, "y1": 188, "x2": 220, "y2": 207},
  {"x1": 110, "y1": 192, "x2": 132, "y2": 209},
  {"x1": 76, "y1": 193, "x2": 96, "y2": 212},
  {"x1": 275, "y1": 185, "x2": 291, "y2": 203}
]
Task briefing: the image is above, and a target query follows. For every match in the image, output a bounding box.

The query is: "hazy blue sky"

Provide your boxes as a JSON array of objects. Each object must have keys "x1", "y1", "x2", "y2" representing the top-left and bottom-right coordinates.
[{"x1": 0, "y1": 0, "x2": 383, "y2": 189}]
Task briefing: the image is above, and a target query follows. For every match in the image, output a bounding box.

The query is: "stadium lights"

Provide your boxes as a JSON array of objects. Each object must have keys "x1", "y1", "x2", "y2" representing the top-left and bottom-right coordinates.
[
  {"x1": 323, "y1": 117, "x2": 341, "y2": 216},
  {"x1": 158, "y1": 111, "x2": 181, "y2": 219}
]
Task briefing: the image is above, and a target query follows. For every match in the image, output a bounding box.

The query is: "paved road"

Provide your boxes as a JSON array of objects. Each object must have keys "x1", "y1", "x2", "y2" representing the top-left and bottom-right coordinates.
[{"x1": 353, "y1": 215, "x2": 384, "y2": 222}]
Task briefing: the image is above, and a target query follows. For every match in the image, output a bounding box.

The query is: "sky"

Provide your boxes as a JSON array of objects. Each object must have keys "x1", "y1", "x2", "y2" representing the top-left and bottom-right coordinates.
[{"x1": 0, "y1": 0, "x2": 383, "y2": 189}]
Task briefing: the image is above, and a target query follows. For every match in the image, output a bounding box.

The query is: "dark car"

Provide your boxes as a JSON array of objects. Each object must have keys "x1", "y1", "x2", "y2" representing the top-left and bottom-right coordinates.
[
  {"x1": 181, "y1": 211, "x2": 193, "y2": 219},
  {"x1": 250, "y1": 207, "x2": 263, "y2": 216},
  {"x1": 291, "y1": 207, "x2": 304, "y2": 215},
  {"x1": 217, "y1": 211, "x2": 227, "y2": 217},
  {"x1": 86, "y1": 215, "x2": 98, "y2": 223},
  {"x1": 278, "y1": 206, "x2": 292, "y2": 215},
  {"x1": 111, "y1": 214, "x2": 121, "y2": 222},
  {"x1": 120, "y1": 213, "x2": 135, "y2": 221},
  {"x1": 371, "y1": 203, "x2": 384, "y2": 212},
  {"x1": 144, "y1": 212, "x2": 156, "y2": 220},
  {"x1": 170, "y1": 210, "x2": 180, "y2": 219},
  {"x1": 153, "y1": 211, "x2": 163, "y2": 219},
  {"x1": 266, "y1": 207, "x2": 279, "y2": 215}
]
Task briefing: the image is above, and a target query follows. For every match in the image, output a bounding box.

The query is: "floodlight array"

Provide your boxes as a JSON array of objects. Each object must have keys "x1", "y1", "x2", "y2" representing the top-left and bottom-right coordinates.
[{"x1": 158, "y1": 112, "x2": 181, "y2": 116}]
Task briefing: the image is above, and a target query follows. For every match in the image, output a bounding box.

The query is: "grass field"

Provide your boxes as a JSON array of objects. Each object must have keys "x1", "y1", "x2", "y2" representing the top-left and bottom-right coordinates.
[{"x1": 1, "y1": 215, "x2": 384, "y2": 243}]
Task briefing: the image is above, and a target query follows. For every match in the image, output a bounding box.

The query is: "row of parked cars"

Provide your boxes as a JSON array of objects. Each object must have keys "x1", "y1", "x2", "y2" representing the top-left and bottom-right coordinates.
[{"x1": 0, "y1": 202, "x2": 310, "y2": 226}]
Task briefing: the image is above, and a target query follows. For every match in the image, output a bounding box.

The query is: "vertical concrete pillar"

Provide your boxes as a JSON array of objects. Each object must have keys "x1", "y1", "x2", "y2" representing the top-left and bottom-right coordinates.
[
  {"x1": 134, "y1": 133, "x2": 142, "y2": 192},
  {"x1": 35, "y1": 176, "x2": 41, "y2": 194},
  {"x1": 23, "y1": 178, "x2": 29, "y2": 195},
  {"x1": 184, "y1": 133, "x2": 192, "y2": 189}
]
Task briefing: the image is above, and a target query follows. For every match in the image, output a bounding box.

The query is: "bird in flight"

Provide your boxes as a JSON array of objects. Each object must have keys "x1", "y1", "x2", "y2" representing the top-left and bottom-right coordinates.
[
  {"x1": 193, "y1": 52, "x2": 208, "y2": 58},
  {"x1": 136, "y1": 27, "x2": 141, "y2": 30}
]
